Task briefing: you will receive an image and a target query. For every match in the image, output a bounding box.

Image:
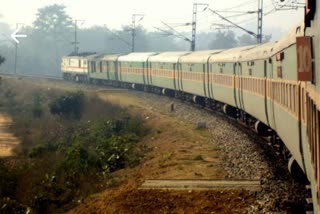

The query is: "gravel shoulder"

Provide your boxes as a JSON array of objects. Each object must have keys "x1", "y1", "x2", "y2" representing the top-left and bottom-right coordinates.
[{"x1": 130, "y1": 91, "x2": 309, "y2": 213}]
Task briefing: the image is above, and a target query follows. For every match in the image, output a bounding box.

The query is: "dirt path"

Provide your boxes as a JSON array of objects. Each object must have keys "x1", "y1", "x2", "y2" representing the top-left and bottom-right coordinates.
[{"x1": 0, "y1": 114, "x2": 19, "y2": 157}]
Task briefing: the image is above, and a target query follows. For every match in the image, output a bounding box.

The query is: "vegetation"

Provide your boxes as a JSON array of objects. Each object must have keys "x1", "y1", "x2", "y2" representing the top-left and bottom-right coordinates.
[{"x1": 0, "y1": 80, "x2": 146, "y2": 213}]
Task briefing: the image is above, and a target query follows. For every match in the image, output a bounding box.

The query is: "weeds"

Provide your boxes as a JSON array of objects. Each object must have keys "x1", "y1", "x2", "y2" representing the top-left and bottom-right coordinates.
[{"x1": 0, "y1": 81, "x2": 146, "y2": 213}]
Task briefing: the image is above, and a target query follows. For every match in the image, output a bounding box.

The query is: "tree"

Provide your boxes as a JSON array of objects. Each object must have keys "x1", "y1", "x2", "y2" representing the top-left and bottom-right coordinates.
[
  {"x1": 24, "y1": 4, "x2": 74, "y2": 75},
  {"x1": 262, "y1": 34, "x2": 272, "y2": 43},
  {"x1": 0, "y1": 55, "x2": 4, "y2": 65},
  {"x1": 208, "y1": 30, "x2": 237, "y2": 49},
  {"x1": 237, "y1": 34, "x2": 256, "y2": 46},
  {"x1": 33, "y1": 4, "x2": 73, "y2": 35}
]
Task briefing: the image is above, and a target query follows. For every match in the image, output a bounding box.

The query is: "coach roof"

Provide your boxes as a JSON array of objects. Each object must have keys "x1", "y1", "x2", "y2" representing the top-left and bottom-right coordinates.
[
  {"x1": 271, "y1": 22, "x2": 305, "y2": 55},
  {"x1": 209, "y1": 45, "x2": 256, "y2": 62},
  {"x1": 148, "y1": 52, "x2": 190, "y2": 63},
  {"x1": 179, "y1": 50, "x2": 222, "y2": 63},
  {"x1": 118, "y1": 52, "x2": 158, "y2": 62},
  {"x1": 239, "y1": 42, "x2": 276, "y2": 61}
]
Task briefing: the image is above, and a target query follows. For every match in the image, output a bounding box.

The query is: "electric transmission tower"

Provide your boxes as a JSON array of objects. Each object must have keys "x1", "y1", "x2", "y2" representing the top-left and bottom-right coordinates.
[{"x1": 131, "y1": 14, "x2": 144, "y2": 52}]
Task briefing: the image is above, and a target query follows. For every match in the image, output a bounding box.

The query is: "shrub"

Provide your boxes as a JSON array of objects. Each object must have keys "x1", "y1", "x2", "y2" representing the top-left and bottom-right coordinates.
[
  {"x1": 0, "y1": 160, "x2": 17, "y2": 197},
  {"x1": 49, "y1": 91, "x2": 84, "y2": 119}
]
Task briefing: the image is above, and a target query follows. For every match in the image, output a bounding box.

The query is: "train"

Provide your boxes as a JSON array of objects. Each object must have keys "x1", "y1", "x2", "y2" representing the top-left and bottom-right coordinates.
[{"x1": 61, "y1": 1, "x2": 319, "y2": 213}]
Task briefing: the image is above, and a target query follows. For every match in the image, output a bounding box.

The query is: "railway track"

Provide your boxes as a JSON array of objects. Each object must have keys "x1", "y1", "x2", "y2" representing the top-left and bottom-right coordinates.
[{"x1": 0, "y1": 72, "x2": 63, "y2": 81}]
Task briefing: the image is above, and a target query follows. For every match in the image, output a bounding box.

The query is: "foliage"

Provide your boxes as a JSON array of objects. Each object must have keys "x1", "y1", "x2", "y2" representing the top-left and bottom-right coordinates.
[
  {"x1": 33, "y1": 4, "x2": 73, "y2": 35},
  {"x1": 237, "y1": 34, "x2": 257, "y2": 46},
  {"x1": 31, "y1": 92, "x2": 45, "y2": 118},
  {"x1": 0, "y1": 55, "x2": 5, "y2": 65},
  {"x1": 0, "y1": 160, "x2": 17, "y2": 197},
  {"x1": 49, "y1": 91, "x2": 84, "y2": 119},
  {"x1": 208, "y1": 30, "x2": 238, "y2": 49},
  {"x1": 0, "y1": 198, "x2": 26, "y2": 214},
  {"x1": 0, "y1": 85, "x2": 145, "y2": 213}
]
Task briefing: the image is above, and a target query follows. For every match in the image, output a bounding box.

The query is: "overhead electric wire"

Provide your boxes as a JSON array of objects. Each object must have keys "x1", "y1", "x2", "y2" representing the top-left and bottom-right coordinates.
[
  {"x1": 219, "y1": 0, "x2": 257, "y2": 11},
  {"x1": 161, "y1": 21, "x2": 191, "y2": 42},
  {"x1": 208, "y1": 8, "x2": 257, "y2": 37},
  {"x1": 105, "y1": 28, "x2": 131, "y2": 47}
]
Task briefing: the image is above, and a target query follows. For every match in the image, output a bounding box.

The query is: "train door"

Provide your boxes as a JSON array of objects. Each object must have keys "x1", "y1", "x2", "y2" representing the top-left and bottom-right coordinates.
[
  {"x1": 174, "y1": 63, "x2": 182, "y2": 91},
  {"x1": 207, "y1": 61, "x2": 213, "y2": 99},
  {"x1": 142, "y1": 62, "x2": 147, "y2": 85},
  {"x1": 202, "y1": 63, "x2": 207, "y2": 98},
  {"x1": 106, "y1": 61, "x2": 110, "y2": 80},
  {"x1": 148, "y1": 62, "x2": 152, "y2": 86},
  {"x1": 173, "y1": 63, "x2": 178, "y2": 91},
  {"x1": 235, "y1": 62, "x2": 244, "y2": 110},
  {"x1": 118, "y1": 61, "x2": 122, "y2": 82},
  {"x1": 179, "y1": 63, "x2": 183, "y2": 91},
  {"x1": 266, "y1": 58, "x2": 276, "y2": 129},
  {"x1": 114, "y1": 61, "x2": 119, "y2": 82},
  {"x1": 233, "y1": 62, "x2": 239, "y2": 108},
  {"x1": 263, "y1": 60, "x2": 271, "y2": 127}
]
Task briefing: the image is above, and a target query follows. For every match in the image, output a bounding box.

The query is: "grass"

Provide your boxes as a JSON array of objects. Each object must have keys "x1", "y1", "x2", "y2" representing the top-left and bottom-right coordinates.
[
  {"x1": 193, "y1": 155, "x2": 204, "y2": 161},
  {"x1": 162, "y1": 152, "x2": 174, "y2": 161},
  {"x1": 0, "y1": 78, "x2": 146, "y2": 213}
]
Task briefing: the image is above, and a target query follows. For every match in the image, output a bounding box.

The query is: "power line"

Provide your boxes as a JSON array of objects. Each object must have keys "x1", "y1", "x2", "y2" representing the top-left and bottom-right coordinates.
[
  {"x1": 218, "y1": 0, "x2": 257, "y2": 11},
  {"x1": 161, "y1": 21, "x2": 191, "y2": 42},
  {"x1": 104, "y1": 27, "x2": 132, "y2": 48},
  {"x1": 208, "y1": 9, "x2": 257, "y2": 37}
]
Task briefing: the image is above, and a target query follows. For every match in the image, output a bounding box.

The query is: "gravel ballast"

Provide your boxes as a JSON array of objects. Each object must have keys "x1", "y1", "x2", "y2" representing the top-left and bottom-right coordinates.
[{"x1": 129, "y1": 91, "x2": 309, "y2": 213}]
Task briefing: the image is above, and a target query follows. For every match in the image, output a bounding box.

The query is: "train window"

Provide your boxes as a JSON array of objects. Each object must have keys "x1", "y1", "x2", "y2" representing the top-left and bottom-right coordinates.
[
  {"x1": 79, "y1": 60, "x2": 81, "y2": 68},
  {"x1": 100, "y1": 62, "x2": 102, "y2": 73},
  {"x1": 277, "y1": 66, "x2": 283, "y2": 78},
  {"x1": 276, "y1": 52, "x2": 285, "y2": 61},
  {"x1": 305, "y1": 0, "x2": 316, "y2": 26}
]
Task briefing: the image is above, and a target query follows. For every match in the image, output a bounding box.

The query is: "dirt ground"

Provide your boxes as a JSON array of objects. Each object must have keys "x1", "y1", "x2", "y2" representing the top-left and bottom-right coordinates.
[
  {"x1": 2, "y1": 77, "x2": 257, "y2": 213},
  {"x1": 0, "y1": 114, "x2": 19, "y2": 157}
]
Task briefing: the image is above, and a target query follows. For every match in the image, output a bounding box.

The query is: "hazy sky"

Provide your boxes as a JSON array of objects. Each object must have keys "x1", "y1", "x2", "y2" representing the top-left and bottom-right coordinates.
[{"x1": 1, "y1": 0, "x2": 304, "y2": 36}]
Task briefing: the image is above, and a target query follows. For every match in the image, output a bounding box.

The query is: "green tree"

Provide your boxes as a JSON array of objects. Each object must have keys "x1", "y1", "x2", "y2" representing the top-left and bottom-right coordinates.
[
  {"x1": 0, "y1": 55, "x2": 4, "y2": 65},
  {"x1": 209, "y1": 30, "x2": 237, "y2": 49},
  {"x1": 262, "y1": 34, "x2": 272, "y2": 43},
  {"x1": 237, "y1": 34, "x2": 256, "y2": 46},
  {"x1": 33, "y1": 4, "x2": 73, "y2": 35},
  {"x1": 21, "y1": 4, "x2": 74, "y2": 76}
]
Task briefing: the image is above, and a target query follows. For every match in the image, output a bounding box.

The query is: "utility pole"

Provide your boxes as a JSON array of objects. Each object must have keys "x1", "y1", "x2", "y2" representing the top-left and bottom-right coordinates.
[
  {"x1": 191, "y1": 3, "x2": 208, "y2": 51},
  {"x1": 257, "y1": 0, "x2": 263, "y2": 43},
  {"x1": 14, "y1": 23, "x2": 24, "y2": 74},
  {"x1": 131, "y1": 14, "x2": 144, "y2": 52},
  {"x1": 72, "y1": 19, "x2": 84, "y2": 55}
]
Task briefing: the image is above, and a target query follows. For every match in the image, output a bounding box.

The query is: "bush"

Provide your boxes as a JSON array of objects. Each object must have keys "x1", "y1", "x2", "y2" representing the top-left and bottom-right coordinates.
[
  {"x1": 0, "y1": 160, "x2": 17, "y2": 197},
  {"x1": 0, "y1": 197, "x2": 26, "y2": 214},
  {"x1": 31, "y1": 92, "x2": 45, "y2": 118},
  {"x1": 49, "y1": 91, "x2": 84, "y2": 119}
]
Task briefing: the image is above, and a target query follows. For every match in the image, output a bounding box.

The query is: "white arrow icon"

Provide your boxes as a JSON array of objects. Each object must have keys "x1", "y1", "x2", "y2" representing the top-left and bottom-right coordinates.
[{"x1": 11, "y1": 27, "x2": 27, "y2": 44}]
